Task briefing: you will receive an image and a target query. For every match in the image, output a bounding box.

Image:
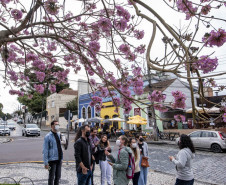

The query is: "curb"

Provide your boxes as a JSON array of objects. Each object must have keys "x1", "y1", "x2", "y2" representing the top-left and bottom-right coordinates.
[{"x1": 0, "y1": 161, "x2": 75, "y2": 165}]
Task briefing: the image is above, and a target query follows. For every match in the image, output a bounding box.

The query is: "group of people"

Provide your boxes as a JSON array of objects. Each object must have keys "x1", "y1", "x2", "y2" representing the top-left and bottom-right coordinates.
[{"x1": 43, "y1": 121, "x2": 196, "y2": 185}]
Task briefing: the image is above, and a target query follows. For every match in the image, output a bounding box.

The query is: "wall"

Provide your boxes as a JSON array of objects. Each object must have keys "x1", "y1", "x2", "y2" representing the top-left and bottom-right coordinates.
[{"x1": 46, "y1": 93, "x2": 77, "y2": 125}]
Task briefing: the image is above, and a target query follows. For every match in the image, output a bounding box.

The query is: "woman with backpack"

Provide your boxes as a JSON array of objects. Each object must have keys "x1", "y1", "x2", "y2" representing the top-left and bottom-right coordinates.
[
  {"x1": 169, "y1": 134, "x2": 195, "y2": 185},
  {"x1": 137, "y1": 135, "x2": 149, "y2": 185},
  {"x1": 128, "y1": 137, "x2": 140, "y2": 185},
  {"x1": 105, "y1": 135, "x2": 132, "y2": 185},
  {"x1": 97, "y1": 134, "x2": 112, "y2": 185}
]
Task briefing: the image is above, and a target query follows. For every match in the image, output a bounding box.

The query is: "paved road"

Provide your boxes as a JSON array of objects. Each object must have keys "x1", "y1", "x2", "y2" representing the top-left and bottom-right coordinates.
[{"x1": 1, "y1": 131, "x2": 226, "y2": 184}]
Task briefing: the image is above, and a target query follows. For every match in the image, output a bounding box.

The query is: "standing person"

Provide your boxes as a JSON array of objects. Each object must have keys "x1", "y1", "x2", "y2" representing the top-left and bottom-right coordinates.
[
  {"x1": 97, "y1": 135, "x2": 112, "y2": 185},
  {"x1": 128, "y1": 138, "x2": 140, "y2": 185},
  {"x1": 89, "y1": 128, "x2": 100, "y2": 185},
  {"x1": 169, "y1": 134, "x2": 195, "y2": 185},
  {"x1": 74, "y1": 124, "x2": 93, "y2": 185},
  {"x1": 137, "y1": 135, "x2": 149, "y2": 185},
  {"x1": 43, "y1": 120, "x2": 63, "y2": 185},
  {"x1": 105, "y1": 135, "x2": 132, "y2": 185}
]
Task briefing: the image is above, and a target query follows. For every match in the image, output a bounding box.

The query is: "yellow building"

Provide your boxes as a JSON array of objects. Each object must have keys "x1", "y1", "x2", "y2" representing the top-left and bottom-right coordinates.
[{"x1": 100, "y1": 101, "x2": 121, "y2": 129}]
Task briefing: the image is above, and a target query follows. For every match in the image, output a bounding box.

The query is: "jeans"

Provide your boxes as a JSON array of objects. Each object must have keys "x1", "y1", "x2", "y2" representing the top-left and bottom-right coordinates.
[
  {"x1": 48, "y1": 160, "x2": 62, "y2": 185},
  {"x1": 77, "y1": 170, "x2": 92, "y2": 185},
  {"x1": 91, "y1": 162, "x2": 95, "y2": 185},
  {"x1": 138, "y1": 156, "x2": 148, "y2": 185},
  {"x1": 132, "y1": 172, "x2": 140, "y2": 185},
  {"x1": 99, "y1": 160, "x2": 112, "y2": 185},
  {"x1": 175, "y1": 178, "x2": 194, "y2": 185}
]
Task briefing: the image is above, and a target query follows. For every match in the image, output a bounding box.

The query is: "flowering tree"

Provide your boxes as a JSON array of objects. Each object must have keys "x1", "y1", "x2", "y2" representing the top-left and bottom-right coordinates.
[{"x1": 0, "y1": 0, "x2": 226, "y2": 125}]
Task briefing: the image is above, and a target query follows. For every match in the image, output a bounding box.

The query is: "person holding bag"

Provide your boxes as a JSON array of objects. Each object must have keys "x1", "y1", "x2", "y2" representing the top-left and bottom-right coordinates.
[
  {"x1": 97, "y1": 134, "x2": 112, "y2": 185},
  {"x1": 128, "y1": 138, "x2": 140, "y2": 185},
  {"x1": 137, "y1": 135, "x2": 149, "y2": 185}
]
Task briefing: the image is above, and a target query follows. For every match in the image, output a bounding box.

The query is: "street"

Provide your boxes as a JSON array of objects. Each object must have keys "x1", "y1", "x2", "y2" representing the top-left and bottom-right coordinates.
[{"x1": 1, "y1": 123, "x2": 226, "y2": 184}]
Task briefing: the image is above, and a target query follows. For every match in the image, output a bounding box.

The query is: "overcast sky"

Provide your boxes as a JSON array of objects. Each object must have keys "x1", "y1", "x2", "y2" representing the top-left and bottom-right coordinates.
[{"x1": 0, "y1": 0, "x2": 225, "y2": 114}]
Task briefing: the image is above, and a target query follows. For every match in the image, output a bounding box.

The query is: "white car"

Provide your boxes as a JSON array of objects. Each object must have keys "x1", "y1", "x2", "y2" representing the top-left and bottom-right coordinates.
[
  {"x1": 22, "y1": 124, "x2": 41, "y2": 137},
  {"x1": 7, "y1": 122, "x2": 16, "y2": 130},
  {"x1": 0, "y1": 125, "x2": 10, "y2": 136},
  {"x1": 176, "y1": 130, "x2": 226, "y2": 153}
]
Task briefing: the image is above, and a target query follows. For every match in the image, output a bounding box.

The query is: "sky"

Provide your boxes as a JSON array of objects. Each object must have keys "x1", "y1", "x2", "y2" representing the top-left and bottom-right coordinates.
[{"x1": 0, "y1": 0, "x2": 226, "y2": 114}]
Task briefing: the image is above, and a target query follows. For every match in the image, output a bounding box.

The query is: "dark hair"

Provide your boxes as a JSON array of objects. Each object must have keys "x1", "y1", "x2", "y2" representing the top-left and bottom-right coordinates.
[
  {"x1": 51, "y1": 120, "x2": 58, "y2": 126},
  {"x1": 91, "y1": 127, "x2": 97, "y2": 132},
  {"x1": 179, "y1": 134, "x2": 195, "y2": 153},
  {"x1": 99, "y1": 134, "x2": 108, "y2": 148},
  {"x1": 74, "y1": 124, "x2": 90, "y2": 142},
  {"x1": 120, "y1": 135, "x2": 128, "y2": 146},
  {"x1": 128, "y1": 138, "x2": 138, "y2": 161}
]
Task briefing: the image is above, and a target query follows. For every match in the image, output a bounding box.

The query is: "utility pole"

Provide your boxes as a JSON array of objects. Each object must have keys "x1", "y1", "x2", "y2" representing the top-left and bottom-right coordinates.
[
  {"x1": 40, "y1": 82, "x2": 49, "y2": 129},
  {"x1": 147, "y1": 68, "x2": 158, "y2": 141}
]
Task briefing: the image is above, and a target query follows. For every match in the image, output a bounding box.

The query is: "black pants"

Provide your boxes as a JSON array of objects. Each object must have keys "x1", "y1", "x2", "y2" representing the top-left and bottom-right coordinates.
[
  {"x1": 132, "y1": 171, "x2": 140, "y2": 185},
  {"x1": 48, "y1": 160, "x2": 62, "y2": 185},
  {"x1": 175, "y1": 178, "x2": 194, "y2": 185},
  {"x1": 91, "y1": 162, "x2": 95, "y2": 185}
]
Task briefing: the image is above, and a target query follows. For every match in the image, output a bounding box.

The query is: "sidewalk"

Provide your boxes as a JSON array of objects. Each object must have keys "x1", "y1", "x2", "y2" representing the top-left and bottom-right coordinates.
[{"x1": 0, "y1": 162, "x2": 214, "y2": 185}]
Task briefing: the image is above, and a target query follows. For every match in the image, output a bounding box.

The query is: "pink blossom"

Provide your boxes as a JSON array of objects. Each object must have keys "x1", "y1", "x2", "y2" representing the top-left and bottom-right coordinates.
[
  {"x1": 176, "y1": 0, "x2": 197, "y2": 20},
  {"x1": 11, "y1": 9, "x2": 23, "y2": 20},
  {"x1": 8, "y1": 71, "x2": 18, "y2": 81},
  {"x1": 196, "y1": 56, "x2": 218, "y2": 74},
  {"x1": 75, "y1": 16, "x2": 81, "y2": 22},
  {"x1": 34, "y1": 84, "x2": 45, "y2": 94},
  {"x1": 49, "y1": 84, "x2": 56, "y2": 93},
  {"x1": 28, "y1": 94, "x2": 33, "y2": 99},
  {"x1": 114, "y1": 19, "x2": 127, "y2": 32},
  {"x1": 88, "y1": 41, "x2": 100, "y2": 56},
  {"x1": 172, "y1": 91, "x2": 186, "y2": 109},
  {"x1": 115, "y1": 6, "x2": 131, "y2": 21},
  {"x1": 23, "y1": 30, "x2": 29, "y2": 35},
  {"x1": 44, "y1": 0, "x2": 59, "y2": 15},
  {"x1": 35, "y1": 71, "x2": 45, "y2": 82},
  {"x1": 135, "y1": 45, "x2": 146, "y2": 54},
  {"x1": 9, "y1": 90, "x2": 24, "y2": 96},
  {"x1": 0, "y1": 0, "x2": 11, "y2": 4},
  {"x1": 26, "y1": 53, "x2": 38, "y2": 62},
  {"x1": 113, "y1": 97, "x2": 120, "y2": 107},
  {"x1": 148, "y1": 90, "x2": 166, "y2": 102},
  {"x1": 47, "y1": 41, "x2": 57, "y2": 51},
  {"x1": 90, "y1": 79, "x2": 96, "y2": 86},
  {"x1": 154, "y1": 104, "x2": 168, "y2": 112},
  {"x1": 119, "y1": 44, "x2": 131, "y2": 54},
  {"x1": 134, "y1": 30, "x2": 144, "y2": 40},
  {"x1": 201, "y1": 5, "x2": 211, "y2": 15},
  {"x1": 98, "y1": 17, "x2": 112, "y2": 33},
  {"x1": 202, "y1": 29, "x2": 226, "y2": 47}
]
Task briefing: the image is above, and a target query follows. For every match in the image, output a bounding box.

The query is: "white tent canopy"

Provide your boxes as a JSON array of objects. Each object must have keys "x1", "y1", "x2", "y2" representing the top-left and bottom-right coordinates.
[
  {"x1": 108, "y1": 117, "x2": 125, "y2": 122},
  {"x1": 207, "y1": 106, "x2": 220, "y2": 113},
  {"x1": 186, "y1": 106, "x2": 208, "y2": 113}
]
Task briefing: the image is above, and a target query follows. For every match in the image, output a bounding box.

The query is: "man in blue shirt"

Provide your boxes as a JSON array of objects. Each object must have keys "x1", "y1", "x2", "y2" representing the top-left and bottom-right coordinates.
[{"x1": 43, "y1": 120, "x2": 63, "y2": 185}]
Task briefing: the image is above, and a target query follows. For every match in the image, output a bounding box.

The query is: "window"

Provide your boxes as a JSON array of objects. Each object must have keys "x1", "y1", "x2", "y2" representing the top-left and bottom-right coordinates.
[
  {"x1": 190, "y1": 131, "x2": 201, "y2": 137},
  {"x1": 47, "y1": 102, "x2": 50, "y2": 108},
  {"x1": 82, "y1": 107, "x2": 86, "y2": 119},
  {"x1": 201, "y1": 131, "x2": 209, "y2": 137},
  {"x1": 51, "y1": 101, "x2": 55, "y2": 108},
  {"x1": 88, "y1": 107, "x2": 91, "y2": 118}
]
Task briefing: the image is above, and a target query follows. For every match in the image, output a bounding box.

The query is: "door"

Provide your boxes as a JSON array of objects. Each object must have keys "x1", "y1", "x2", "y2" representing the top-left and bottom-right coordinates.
[
  {"x1": 189, "y1": 131, "x2": 201, "y2": 147},
  {"x1": 200, "y1": 131, "x2": 211, "y2": 148}
]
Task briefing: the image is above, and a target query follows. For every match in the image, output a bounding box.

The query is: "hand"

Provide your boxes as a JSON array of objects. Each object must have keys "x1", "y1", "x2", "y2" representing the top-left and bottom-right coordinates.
[
  {"x1": 82, "y1": 167, "x2": 89, "y2": 174},
  {"x1": 105, "y1": 149, "x2": 110, "y2": 156},
  {"x1": 169, "y1": 156, "x2": 175, "y2": 161},
  {"x1": 45, "y1": 165, "x2": 49, "y2": 169},
  {"x1": 108, "y1": 162, "x2": 113, "y2": 166}
]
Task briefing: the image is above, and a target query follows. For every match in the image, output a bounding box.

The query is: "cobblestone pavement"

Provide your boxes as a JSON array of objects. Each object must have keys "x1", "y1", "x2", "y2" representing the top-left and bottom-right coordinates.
[
  {"x1": 147, "y1": 144, "x2": 226, "y2": 185},
  {"x1": 0, "y1": 163, "x2": 211, "y2": 185}
]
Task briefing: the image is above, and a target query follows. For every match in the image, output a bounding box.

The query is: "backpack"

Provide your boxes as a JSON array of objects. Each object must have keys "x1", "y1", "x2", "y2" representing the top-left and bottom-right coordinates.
[{"x1": 118, "y1": 149, "x2": 135, "y2": 179}]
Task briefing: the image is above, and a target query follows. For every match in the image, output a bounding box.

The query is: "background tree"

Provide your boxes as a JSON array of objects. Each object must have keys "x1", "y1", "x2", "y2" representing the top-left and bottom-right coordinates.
[{"x1": 66, "y1": 98, "x2": 78, "y2": 112}]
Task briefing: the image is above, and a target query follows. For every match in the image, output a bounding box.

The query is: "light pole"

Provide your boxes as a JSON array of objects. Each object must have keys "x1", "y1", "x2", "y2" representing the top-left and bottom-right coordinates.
[{"x1": 40, "y1": 82, "x2": 49, "y2": 129}]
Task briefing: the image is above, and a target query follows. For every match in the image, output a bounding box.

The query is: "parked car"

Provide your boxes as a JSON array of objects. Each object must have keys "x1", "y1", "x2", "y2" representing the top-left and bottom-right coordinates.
[
  {"x1": 7, "y1": 122, "x2": 16, "y2": 130},
  {"x1": 176, "y1": 130, "x2": 226, "y2": 153},
  {"x1": 0, "y1": 125, "x2": 10, "y2": 136},
  {"x1": 22, "y1": 124, "x2": 41, "y2": 137},
  {"x1": 17, "y1": 119, "x2": 23, "y2": 124}
]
